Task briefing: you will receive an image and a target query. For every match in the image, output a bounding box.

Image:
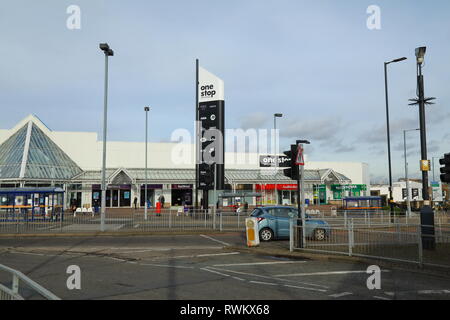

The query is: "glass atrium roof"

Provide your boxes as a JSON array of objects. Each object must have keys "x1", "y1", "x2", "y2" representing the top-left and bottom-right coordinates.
[{"x1": 0, "y1": 122, "x2": 83, "y2": 180}]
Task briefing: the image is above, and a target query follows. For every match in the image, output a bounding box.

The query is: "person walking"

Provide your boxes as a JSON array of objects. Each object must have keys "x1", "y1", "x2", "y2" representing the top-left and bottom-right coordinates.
[
  {"x1": 133, "y1": 197, "x2": 138, "y2": 210},
  {"x1": 159, "y1": 195, "x2": 165, "y2": 208}
]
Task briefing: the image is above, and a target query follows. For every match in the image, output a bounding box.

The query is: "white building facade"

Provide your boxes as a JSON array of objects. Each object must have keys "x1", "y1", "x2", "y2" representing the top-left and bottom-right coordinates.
[{"x1": 0, "y1": 115, "x2": 371, "y2": 209}]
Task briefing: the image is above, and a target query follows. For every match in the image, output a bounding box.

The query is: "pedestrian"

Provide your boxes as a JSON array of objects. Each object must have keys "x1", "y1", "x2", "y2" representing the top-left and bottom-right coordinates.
[
  {"x1": 159, "y1": 195, "x2": 165, "y2": 208},
  {"x1": 133, "y1": 197, "x2": 138, "y2": 210},
  {"x1": 244, "y1": 201, "x2": 248, "y2": 213}
]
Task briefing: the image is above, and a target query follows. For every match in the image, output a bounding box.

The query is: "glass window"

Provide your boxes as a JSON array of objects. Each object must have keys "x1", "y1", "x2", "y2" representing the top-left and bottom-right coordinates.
[{"x1": 250, "y1": 208, "x2": 262, "y2": 217}]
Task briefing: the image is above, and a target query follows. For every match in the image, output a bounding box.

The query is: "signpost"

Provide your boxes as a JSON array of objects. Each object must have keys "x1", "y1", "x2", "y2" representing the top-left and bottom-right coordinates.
[{"x1": 196, "y1": 64, "x2": 225, "y2": 209}]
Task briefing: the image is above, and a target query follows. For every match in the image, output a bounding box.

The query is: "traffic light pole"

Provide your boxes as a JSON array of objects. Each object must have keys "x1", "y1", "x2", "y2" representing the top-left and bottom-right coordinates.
[
  {"x1": 300, "y1": 162, "x2": 306, "y2": 248},
  {"x1": 296, "y1": 164, "x2": 303, "y2": 248}
]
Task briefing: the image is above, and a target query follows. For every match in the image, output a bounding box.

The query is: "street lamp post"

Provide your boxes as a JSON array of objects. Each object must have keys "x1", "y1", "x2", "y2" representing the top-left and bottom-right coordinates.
[
  {"x1": 403, "y1": 128, "x2": 419, "y2": 217},
  {"x1": 144, "y1": 106, "x2": 150, "y2": 220},
  {"x1": 384, "y1": 56, "x2": 407, "y2": 223},
  {"x1": 410, "y1": 46, "x2": 436, "y2": 250},
  {"x1": 274, "y1": 113, "x2": 283, "y2": 205},
  {"x1": 99, "y1": 43, "x2": 114, "y2": 232}
]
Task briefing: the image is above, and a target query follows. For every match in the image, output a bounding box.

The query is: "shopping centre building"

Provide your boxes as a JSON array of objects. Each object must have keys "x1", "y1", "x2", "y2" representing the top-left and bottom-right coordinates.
[{"x1": 0, "y1": 115, "x2": 371, "y2": 209}]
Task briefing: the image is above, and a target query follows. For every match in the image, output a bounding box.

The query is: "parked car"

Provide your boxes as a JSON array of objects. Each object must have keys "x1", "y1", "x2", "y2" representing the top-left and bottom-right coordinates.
[{"x1": 250, "y1": 206, "x2": 331, "y2": 242}]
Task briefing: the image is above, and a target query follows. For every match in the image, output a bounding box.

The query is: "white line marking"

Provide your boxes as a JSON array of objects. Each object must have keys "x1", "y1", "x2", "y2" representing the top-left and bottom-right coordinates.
[
  {"x1": 10, "y1": 252, "x2": 46, "y2": 257},
  {"x1": 418, "y1": 289, "x2": 450, "y2": 295},
  {"x1": 329, "y1": 292, "x2": 353, "y2": 298},
  {"x1": 197, "y1": 252, "x2": 240, "y2": 258},
  {"x1": 373, "y1": 296, "x2": 391, "y2": 300},
  {"x1": 232, "y1": 277, "x2": 245, "y2": 281},
  {"x1": 140, "y1": 263, "x2": 195, "y2": 269},
  {"x1": 208, "y1": 266, "x2": 329, "y2": 289},
  {"x1": 200, "y1": 234, "x2": 231, "y2": 246},
  {"x1": 117, "y1": 246, "x2": 222, "y2": 254},
  {"x1": 213, "y1": 261, "x2": 305, "y2": 267},
  {"x1": 275, "y1": 270, "x2": 390, "y2": 277},
  {"x1": 284, "y1": 284, "x2": 328, "y2": 293},
  {"x1": 249, "y1": 281, "x2": 278, "y2": 286},
  {"x1": 201, "y1": 268, "x2": 231, "y2": 277}
]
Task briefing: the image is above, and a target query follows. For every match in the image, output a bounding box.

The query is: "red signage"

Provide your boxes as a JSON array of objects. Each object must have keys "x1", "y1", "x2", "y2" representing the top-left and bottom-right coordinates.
[{"x1": 255, "y1": 184, "x2": 297, "y2": 191}]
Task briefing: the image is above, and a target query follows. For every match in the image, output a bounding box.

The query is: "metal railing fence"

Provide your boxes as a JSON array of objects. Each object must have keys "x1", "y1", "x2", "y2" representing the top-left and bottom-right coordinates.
[
  {"x1": 0, "y1": 264, "x2": 60, "y2": 300},
  {"x1": 291, "y1": 218, "x2": 450, "y2": 269}
]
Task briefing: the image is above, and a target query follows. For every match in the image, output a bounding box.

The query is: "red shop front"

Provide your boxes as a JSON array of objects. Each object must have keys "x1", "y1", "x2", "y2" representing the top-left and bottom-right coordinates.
[{"x1": 255, "y1": 184, "x2": 298, "y2": 205}]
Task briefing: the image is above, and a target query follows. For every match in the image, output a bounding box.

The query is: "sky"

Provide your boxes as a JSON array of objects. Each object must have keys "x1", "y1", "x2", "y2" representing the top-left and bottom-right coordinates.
[{"x1": 1, "y1": 0, "x2": 449, "y2": 183}]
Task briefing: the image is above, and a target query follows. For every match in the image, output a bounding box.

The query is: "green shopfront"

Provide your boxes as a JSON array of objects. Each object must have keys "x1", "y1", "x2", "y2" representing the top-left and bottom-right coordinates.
[{"x1": 331, "y1": 184, "x2": 367, "y2": 200}]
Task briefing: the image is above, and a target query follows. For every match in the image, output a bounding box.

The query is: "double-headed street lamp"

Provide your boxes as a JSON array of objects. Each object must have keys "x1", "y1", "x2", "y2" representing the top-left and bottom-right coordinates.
[
  {"x1": 384, "y1": 56, "x2": 407, "y2": 222},
  {"x1": 144, "y1": 107, "x2": 150, "y2": 220},
  {"x1": 274, "y1": 113, "x2": 283, "y2": 205},
  {"x1": 99, "y1": 43, "x2": 114, "y2": 232},
  {"x1": 403, "y1": 128, "x2": 419, "y2": 218}
]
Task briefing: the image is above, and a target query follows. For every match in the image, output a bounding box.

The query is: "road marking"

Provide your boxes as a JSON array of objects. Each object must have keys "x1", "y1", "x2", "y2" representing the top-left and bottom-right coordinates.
[
  {"x1": 232, "y1": 277, "x2": 245, "y2": 281},
  {"x1": 117, "y1": 246, "x2": 222, "y2": 254},
  {"x1": 208, "y1": 267, "x2": 329, "y2": 289},
  {"x1": 134, "y1": 224, "x2": 140, "y2": 228},
  {"x1": 10, "y1": 252, "x2": 46, "y2": 257},
  {"x1": 212, "y1": 261, "x2": 306, "y2": 267},
  {"x1": 140, "y1": 263, "x2": 195, "y2": 269},
  {"x1": 249, "y1": 281, "x2": 278, "y2": 286},
  {"x1": 373, "y1": 296, "x2": 391, "y2": 300},
  {"x1": 201, "y1": 268, "x2": 231, "y2": 277},
  {"x1": 329, "y1": 292, "x2": 353, "y2": 298},
  {"x1": 197, "y1": 252, "x2": 240, "y2": 258},
  {"x1": 200, "y1": 234, "x2": 231, "y2": 246},
  {"x1": 283, "y1": 284, "x2": 328, "y2": 293},
  {"x1": 418, "y1": 289, "x2": 450, "y2": 295},
  {"x1": 275, "y1": 270, "x2": 390, "y2": 277}
]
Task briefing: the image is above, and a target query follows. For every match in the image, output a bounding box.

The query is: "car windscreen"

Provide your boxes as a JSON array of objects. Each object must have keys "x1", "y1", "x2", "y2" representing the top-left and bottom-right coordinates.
[{"x1": 250, "y1": 209, "x2": 262, "y2": 217}]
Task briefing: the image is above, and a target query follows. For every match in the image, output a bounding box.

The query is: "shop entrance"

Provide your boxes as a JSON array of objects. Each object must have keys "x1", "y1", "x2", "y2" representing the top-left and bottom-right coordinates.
[
  {"x1": 171, "y1": 184, "x2": 193, "y2": 206},
  {"x1": 91, "y1": 185, "x2": 132, "y2": 208}
]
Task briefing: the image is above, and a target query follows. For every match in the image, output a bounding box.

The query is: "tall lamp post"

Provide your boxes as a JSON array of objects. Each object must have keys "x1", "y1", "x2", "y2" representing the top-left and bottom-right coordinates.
[
  {"x1": 274, "y1": 113, "x2": 283, "y2": 205},
  {"x1": 408, "y1": 46, "x2": 436, "y2": 250},
  {"x1": 144, "y1": 106, "x2": 150, "y2": 220},
  {"x1": 99, "y1": 43, "x2": 114, "y2": 232},
  {"x1": 403, "y1": 128, "x2": 419, "y2": 217},
  {"x1": 384, "y1": 56, "x2": 407, "y2": 222}
]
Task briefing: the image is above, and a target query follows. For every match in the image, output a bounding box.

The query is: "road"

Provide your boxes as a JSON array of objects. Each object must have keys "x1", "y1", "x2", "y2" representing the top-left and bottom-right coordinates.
[{"x1": 1, "y1": 233, "x2": 450, "y2": 300}]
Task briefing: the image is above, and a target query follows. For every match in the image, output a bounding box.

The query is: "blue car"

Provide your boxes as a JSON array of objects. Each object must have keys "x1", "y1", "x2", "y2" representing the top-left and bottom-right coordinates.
[{"x1": 250, "y1": 206, "x2": 331, "y2": 242}]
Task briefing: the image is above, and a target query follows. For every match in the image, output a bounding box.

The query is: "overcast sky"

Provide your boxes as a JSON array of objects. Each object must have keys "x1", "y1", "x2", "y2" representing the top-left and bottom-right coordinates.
[{"x1": 1, "y1": 0, "x2": 449, "y2": 183}]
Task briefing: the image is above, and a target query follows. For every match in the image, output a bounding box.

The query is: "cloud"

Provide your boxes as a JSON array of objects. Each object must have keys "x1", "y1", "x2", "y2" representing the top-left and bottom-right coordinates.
[
  {"x1": 332, "y1": 142, "x2": 356, "y2": 153},
  {"x1": 239, "y1": 112, "x2": 270, "y2": 130},
  {"x1": 280, "y1": 116, "x2": 345, "y2": 143}
]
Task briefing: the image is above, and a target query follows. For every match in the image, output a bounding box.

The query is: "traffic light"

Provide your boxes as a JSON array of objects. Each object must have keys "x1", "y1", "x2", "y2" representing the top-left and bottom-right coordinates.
[
  {"x1": 283, "y1": 144, "x2": 299, "y2": 180},
  {"x1": 440, "y1": 153, "x2": 450, "y2": 183}
]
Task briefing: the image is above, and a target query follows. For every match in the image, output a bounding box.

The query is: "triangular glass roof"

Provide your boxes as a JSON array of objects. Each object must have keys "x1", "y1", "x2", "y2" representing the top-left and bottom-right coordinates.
[
  {"x1": 0, "y1": 121, "x2": 83, "y2": 180},
  {"x1": 0, "y1": 123, "x2": 28, "y2": 179}
]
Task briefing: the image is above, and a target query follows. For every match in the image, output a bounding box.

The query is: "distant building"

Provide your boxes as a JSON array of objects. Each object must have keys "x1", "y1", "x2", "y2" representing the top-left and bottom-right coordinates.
[
  {"x1": 370, "y1": 180, "x2": 446, "y2": 208},
  {"x1": 0, "y1": 115, "x2": 371, "y2": 209}
]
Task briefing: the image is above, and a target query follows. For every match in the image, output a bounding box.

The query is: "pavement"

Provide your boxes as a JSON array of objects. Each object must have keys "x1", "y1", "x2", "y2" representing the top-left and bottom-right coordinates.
[{"x1": 1, "y1": 233, "x2": 450, "y2": 300}]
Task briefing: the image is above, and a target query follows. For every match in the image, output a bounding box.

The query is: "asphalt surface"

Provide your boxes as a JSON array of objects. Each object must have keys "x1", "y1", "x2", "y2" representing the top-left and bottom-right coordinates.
[{"x1": 1, "y1": 233, "x2": 450, "y2": 300}]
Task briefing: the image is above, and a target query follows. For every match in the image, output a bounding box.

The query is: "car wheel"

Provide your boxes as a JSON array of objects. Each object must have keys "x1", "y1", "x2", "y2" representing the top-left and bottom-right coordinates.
[
  {"x1": 259, "y1": 228, "x2": 274, "y2": 242},
  {"x1": 314, "y1": 228, "x2": 326, "y2": 241}
]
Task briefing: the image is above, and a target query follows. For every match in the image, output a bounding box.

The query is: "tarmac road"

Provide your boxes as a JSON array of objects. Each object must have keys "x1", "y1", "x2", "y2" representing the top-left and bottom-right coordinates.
[{"x1": 1, "y1": 233, "x2": 450, "y2": 300}]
